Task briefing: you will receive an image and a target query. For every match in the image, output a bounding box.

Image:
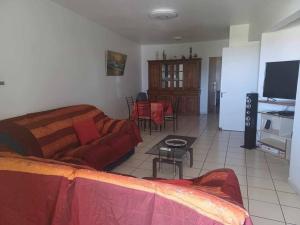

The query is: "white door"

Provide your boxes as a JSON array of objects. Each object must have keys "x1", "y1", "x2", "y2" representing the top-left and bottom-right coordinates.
[{"x1": 219, "y1": 43, "x2": 260, "y2": 131}]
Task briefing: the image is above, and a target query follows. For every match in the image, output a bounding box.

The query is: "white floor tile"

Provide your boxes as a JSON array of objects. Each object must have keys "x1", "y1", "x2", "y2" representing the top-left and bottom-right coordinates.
[
  {"x1": 112, "y1": 165, "x2": 136, "y2": 175},
  {"x1": 277, "y1": 191, "x2": 300, "y2": 208},
  {"x1": 282, "y1": 206, "x2": 300, "y2": 224},
  {"x1": 225, "y1": 165, "x2": 247, "y2": 176},
  {"x1": 203, "y1": 162, "x2": 224, "y2": 170},
  {"x1": 249, "y1": 200, "x2": 284, "y2": 222},
  {"x1": 243, "y1": 198, "x2": 249, "y2": 210},
  {"x1": 274, "y1": 180, "x2": 296, "y2": 193},
  {"x1": 251, "y1": 216, "x2": 285, "y2": 225},
  {"x1": 247, "y1": 176, "x2": 275, "y2": 190},
  {"x1": 131, "y1": 168, "x2": 153, "y2": 178},
  {"x1": 247, "y1": 168, "x2": 272, "y2": 179},
  {"x1": 240, "y1": 185, "x2": 248, "y2": 198},
  {"x1": 237, "y1": 175, "x2": 247, "y2": 186},
  {"x1": 248, "y1": 187, "x2": 279, "y2": 204}
]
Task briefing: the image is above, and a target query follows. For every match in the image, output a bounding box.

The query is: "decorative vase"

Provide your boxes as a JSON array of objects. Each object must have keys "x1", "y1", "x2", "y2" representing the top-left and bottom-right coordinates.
[
  {"x1": 189, "y1": 47, "x2": 192, "y2": 59},
  {"x1": 155, "y1": 51, "x2": 159, "y2": 60},
  {"x1": 162, "y1": 50, "x2": 167, "y2": 60}
]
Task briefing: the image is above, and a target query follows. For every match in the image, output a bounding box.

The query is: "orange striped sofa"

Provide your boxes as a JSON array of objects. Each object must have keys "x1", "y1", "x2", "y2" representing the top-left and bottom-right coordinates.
[{"x1": 0, "y1": 105, "x2": 142, "y2": 170}]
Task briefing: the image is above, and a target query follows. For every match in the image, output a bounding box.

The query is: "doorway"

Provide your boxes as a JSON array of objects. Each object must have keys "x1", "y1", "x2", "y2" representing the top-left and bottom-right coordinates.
[
  {"x1": 208, "y1": 57, "x2": 222, "y2": 114},
  {"x1": 219, "y1": 44, "x2": 260, "y2": 131}
]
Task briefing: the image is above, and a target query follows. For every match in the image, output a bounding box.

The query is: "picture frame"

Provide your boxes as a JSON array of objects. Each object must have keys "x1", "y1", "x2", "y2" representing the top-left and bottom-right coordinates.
[{"x1": 106, "y1": 50, "x2": 127, "y2": 76}]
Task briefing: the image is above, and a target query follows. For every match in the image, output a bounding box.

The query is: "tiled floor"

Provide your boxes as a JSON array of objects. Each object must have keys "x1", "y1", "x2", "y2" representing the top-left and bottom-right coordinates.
[{"x1": 112, "y1": 114, "x2": 300, "y2": 225}]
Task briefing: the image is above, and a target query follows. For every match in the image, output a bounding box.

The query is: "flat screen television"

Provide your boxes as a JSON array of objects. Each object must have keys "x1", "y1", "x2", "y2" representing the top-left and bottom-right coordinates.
[{"x1": 263, "y1": 60, "x2": 300, "y2": 100}]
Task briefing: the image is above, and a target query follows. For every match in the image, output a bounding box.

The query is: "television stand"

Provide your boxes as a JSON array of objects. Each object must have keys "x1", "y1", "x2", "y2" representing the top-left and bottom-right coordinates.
[
  {"x1": 258, "y1": 99, "x2": 295, "y2": 106},
  {"x1": 267, "y1": 98, "x2": 277, "y2": 102},
  {"x1": 267, "y1": 111, "x2": 295, "y2": 117},
  {"x1": 258, "y1": 112, "x2": 293, "y2": 159}
]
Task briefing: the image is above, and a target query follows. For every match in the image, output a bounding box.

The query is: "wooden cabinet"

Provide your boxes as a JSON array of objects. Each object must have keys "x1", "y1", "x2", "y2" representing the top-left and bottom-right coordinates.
[
  {"x1": 148, "y1": 59, "x2": 201, "y2": 115},
  {"x1": 148, "y1": 62, "x2": 160, "y2": 89}
]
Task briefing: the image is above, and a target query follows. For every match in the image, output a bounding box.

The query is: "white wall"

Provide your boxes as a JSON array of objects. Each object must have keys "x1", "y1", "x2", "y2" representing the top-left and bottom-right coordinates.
[
  {"x1": 258, "y1": 26, "x2": 300, "y2": 102},
  {"x1": 258, "y1": 24, "x2": 300, "y2": 193},
  {"x1": 141, "y1": 40, "x2": 229, "y2": 114},
  {"x1": 229, "y1": 24, "x2": 250, "y2": 47},
  {"x1": 257, "y1": 25, "x2": 300, "y2": 113},
  {"x1": 291, "y1": 66, "x2": 300, "y2": 194},
  {"x1": 0, "y1": 0, "x2": 141, "y2": 120}
]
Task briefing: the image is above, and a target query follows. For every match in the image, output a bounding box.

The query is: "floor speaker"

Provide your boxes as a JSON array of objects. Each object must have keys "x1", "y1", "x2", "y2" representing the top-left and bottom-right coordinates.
[{"x1": 242, "y1": 93, "x2": 258, "y2": 149}]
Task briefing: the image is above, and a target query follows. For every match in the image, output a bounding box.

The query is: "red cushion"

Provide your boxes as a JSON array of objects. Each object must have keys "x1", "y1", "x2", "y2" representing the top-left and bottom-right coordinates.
[{"x1": 73, "y1": 119, "x2": 100, "y2": 145}]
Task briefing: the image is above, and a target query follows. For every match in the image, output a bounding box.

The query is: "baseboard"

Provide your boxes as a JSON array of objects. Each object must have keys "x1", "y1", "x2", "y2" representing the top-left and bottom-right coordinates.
[{"x1": 288, "y1": 177, "x2": 300, "y2": 195}]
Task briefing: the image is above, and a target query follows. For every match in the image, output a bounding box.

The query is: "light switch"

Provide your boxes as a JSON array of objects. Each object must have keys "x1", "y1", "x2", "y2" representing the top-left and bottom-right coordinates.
[{"x1": 0, "y1": 81, "x2": 5, "y2": 86}]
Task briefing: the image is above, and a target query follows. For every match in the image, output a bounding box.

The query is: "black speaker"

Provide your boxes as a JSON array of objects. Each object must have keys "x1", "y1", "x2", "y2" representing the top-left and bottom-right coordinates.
[{"x1": 242, "y1": 93, "x2": 258, "y2": 149}]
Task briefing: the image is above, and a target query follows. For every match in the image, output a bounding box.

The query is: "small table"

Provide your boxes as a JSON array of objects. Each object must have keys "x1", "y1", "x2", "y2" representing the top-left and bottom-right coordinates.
[
  {"x1": 132, "y1": 101, "x2": 173, "y2": 125},
  {"x1": 146, "y1": 135, "x2": 196, "y2": 178}
]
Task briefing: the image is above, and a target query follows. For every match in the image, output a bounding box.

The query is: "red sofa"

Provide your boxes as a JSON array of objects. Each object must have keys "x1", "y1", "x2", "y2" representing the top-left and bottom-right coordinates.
[
  {"x1": 0, "y1": 153, "x2": 253, "y2": 225},
  {"x1": 0, "y1": 105, "x2": 142, "y2": 170}
]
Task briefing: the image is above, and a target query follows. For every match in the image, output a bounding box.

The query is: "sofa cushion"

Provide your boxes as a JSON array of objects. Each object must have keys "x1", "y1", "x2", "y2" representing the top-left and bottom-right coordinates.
[
  {"x1": 83, "y1": 144, "x2": 113, "y2": 170},
  {"x1": 73, "y1": 119, "x2": 100, "y2": 145},
  {"x1": 109, "y1": 133, "x2": 133, "y2": 156}
]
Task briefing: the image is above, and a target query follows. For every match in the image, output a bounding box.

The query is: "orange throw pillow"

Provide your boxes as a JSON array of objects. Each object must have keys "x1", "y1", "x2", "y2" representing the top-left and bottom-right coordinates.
[{"x1": 73, "y1": 119, "x2": 100, "y2": 145}]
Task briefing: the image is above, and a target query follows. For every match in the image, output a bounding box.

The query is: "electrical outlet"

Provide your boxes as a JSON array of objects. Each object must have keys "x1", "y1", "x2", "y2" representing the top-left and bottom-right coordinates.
[{"x1": 0, "y1": 81, "x2": 5, "y2": 86}]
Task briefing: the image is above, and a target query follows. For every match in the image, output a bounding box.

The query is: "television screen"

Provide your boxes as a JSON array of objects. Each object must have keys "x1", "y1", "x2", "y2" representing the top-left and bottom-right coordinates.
[{"x1": 263, "y1": 60, "x2": 300, "y2": 100}]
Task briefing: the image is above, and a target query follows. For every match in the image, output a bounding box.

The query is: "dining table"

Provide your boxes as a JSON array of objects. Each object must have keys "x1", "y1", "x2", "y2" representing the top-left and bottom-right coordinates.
[{"x1": 132, "y1": 100, "x2": 173, "y2": 125}]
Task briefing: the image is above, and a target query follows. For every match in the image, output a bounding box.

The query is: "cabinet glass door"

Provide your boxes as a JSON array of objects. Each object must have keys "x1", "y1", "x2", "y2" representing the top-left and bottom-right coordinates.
[
  {"x1": 173, "y1": 64, "x2": 184, "y2": 88},
  {"x1": 161, "y1": 62, "x2": 184, "y2": 89},
  {"x1": 161, "y1": 64, "x2": 172, "y2": 88}
]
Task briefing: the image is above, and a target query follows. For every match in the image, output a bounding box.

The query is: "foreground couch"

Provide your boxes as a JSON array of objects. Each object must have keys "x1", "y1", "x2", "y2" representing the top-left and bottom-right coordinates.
[
  {"x1": 0, "y1": 153, "x2": 253, "y2": 225},
  {"x1": 0, "y1": 105, "x2": 142, "y2": 170}
]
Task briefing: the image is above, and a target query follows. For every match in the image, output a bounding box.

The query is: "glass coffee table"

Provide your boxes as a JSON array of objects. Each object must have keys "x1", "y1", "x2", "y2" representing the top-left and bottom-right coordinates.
[{"x1": 145, "y1": 135, "x2": 197, "y2": 178}]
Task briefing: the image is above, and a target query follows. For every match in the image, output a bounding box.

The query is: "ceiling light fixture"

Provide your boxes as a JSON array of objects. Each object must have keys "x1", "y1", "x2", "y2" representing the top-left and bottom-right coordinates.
[
  {"x1": 149, "y1": 8, "x2": 178, "y2": 20},
  {"x1": 173, "y1": 36, "x2": 183, "y2": 41}
]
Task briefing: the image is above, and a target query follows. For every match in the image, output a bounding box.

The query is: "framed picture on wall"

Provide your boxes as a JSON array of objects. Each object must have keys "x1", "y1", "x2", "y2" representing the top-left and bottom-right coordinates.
[{"x1": 106, "y1": 50, "x2": 127, "y2": 76}]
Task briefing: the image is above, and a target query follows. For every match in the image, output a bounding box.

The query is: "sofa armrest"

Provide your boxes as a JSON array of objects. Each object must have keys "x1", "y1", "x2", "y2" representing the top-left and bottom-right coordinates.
[
  {"x1": 101, "y1": 119, "x2": 128, "y2": 136},
  {"x1": 101, "y1": 119, "x2": 142, "y2": 145},
  {"x1": 149, "y1": 169, "x2": 243, "y2": 207}
]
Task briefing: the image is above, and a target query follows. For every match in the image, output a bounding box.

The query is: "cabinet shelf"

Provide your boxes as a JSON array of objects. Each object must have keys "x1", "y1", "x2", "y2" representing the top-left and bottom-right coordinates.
[
  {"x1": 258, "y1": 112, "x2": 293, "y2": 159},
  {"x1": 258, "y1": 100, "x2": 295, "y2": 106},
  {"x1": 259, "y1": 129, "x2": 291, "y2": 139},
  {"x1": 258, "y1": 138, "x2": 287, "y2": 152}
]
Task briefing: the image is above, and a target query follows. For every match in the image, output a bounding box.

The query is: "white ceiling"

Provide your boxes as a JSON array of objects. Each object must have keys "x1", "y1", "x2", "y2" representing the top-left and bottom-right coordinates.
[{"x1": 51, "y1": 0, "x2": 298, "y2": 44}]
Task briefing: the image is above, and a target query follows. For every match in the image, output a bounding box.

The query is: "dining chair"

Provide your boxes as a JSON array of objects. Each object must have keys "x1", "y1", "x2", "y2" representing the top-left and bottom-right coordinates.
[
  {"x1": 164, "y1": 97, "x2": 180, "y2": 132},
  {"x1": 136, "y1": 100, "x2": 152, "y2": 135},
  {"x1": 125, "y1": 96, "x2": 134, "y2": 120},
  {"x1": 136, "y1": 92, "x2": 148, "y2": 102}
]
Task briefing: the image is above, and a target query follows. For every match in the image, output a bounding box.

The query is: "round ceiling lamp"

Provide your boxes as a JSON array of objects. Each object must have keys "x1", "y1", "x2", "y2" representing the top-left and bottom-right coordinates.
[
  {"x1": 149, "y1": 8, "x2": 178, "y2": 20},
  {"x1": 173, "y1": 36, "x2": 183, "y2": 41}
]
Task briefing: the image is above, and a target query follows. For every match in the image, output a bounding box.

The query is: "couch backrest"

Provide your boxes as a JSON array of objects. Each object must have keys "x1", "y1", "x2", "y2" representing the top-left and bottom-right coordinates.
[
  {"x1": 12, "y1": 105, "x2": 109, "y2": 158},
  {"x1": 0, "y1": 154, "x2": 250, "y2": 225}
]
